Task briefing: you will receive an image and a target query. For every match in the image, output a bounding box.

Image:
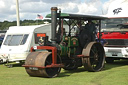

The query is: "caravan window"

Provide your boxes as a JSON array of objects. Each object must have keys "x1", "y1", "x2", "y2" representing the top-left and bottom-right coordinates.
[
  {"x1": 4, "y1": 35, "x2": 11, "y2": 45},
  {"x1": 9, "y1": 35, "x2": 23, "y2": 45},
  {"x1": 3, "y1": 34, "x2": 29, "y2": 46},
  {"x1": 20, "y1": 34, "x2": 29, "y2": 45}
]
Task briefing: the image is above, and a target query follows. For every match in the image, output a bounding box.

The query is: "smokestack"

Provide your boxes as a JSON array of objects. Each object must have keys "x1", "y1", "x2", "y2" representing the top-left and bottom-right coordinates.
[{"x1": 51, "y1": 7, "x2": 58, "y2": 44}]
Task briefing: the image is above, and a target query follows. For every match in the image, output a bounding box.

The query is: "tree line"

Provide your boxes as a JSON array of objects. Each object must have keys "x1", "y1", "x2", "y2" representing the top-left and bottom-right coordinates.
[{"x1": 0, "y1": 19, "x2": 51, "y2": 30}]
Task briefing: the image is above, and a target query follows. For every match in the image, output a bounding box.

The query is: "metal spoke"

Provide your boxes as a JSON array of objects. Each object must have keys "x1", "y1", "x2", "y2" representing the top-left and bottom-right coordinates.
[{"x1": 46, "y1": 60, "x2": 52, "y2": 65}]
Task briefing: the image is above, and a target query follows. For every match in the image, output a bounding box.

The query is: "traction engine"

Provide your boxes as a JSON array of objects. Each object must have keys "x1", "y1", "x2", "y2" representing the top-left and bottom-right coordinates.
[{"x1": 23, "y1": 7, "x2": 105, "y2": 78}]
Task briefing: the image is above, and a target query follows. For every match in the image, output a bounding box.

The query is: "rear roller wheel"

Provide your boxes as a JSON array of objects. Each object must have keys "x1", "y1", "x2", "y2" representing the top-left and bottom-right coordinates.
[
  {"x1": 82, "y1": 42, "x2": 105, "y2": 72},
  {"x1": 25, "y1": 52, "x2": 61, "y2": 78}
]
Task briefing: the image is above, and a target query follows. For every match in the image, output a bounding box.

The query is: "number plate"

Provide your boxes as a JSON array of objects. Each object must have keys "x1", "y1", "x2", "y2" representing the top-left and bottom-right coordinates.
[
  {"x1": 29, "y1": 67, "x2": 38, "y2": 70},
  {"x1": 112, "y1": 52, "x2": 117, "y2": 56}
]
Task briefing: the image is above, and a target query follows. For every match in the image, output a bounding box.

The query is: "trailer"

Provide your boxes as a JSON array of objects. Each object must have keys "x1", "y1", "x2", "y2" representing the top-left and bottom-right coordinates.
[{"x1": 0, "y1": 24, "x2": 51, "y2": 66}]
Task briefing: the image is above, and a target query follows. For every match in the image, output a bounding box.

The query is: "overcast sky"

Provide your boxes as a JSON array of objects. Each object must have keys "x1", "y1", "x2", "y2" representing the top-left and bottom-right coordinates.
[{"x1": 0, "y1": 0, "x2": 123, "y2": 21}]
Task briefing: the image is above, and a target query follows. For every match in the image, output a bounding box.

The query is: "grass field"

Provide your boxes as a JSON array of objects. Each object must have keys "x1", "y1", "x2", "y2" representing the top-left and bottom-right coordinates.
[{"x1": 0, "y1": 60, "x2": 128, "y2": 85}]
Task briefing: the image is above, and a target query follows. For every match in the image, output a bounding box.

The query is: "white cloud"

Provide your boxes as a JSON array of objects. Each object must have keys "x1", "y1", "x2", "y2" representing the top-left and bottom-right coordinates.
[
  {"x1": 0, "y1": 0, "x2": 5, "y2": 8},
  {"x1": 0, "y1": 0, "x2": 112, "y2": 21},
  {"x1": 58, "y1": 2, "x2": 79, "y2": 13},
  {"x1": 58, "y1": 0, "x2": 103, "y2": 15},
  {"x1": 78, "y1": 1, "x2": 102, "y2": 15}
]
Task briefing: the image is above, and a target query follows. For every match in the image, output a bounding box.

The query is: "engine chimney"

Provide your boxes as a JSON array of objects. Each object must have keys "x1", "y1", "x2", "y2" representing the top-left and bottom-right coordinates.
[{"x1": 51, "y1": 7, "x2": 58, "y2": 44}]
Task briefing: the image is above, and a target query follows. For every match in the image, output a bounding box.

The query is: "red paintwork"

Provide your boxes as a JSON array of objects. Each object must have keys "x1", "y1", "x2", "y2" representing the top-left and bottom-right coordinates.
[
  {"x1": 31, "y1": 46, "x2": 57, "y2": 64},
  {"x1": 22, "y1": 64, "x2": 64, "y2": 68},
  {"x1": 37, "y1": 33, "x2": 46, "y2": 37},
  {"x1": 22, "y1": 46, "x2": 65, "y2": 68},
  {"x1": 98, "y1": 32, "x2": 128, "y2": 39},
  {"x1": 76, "y1": 55, "x2": 89, "y2": 58}
]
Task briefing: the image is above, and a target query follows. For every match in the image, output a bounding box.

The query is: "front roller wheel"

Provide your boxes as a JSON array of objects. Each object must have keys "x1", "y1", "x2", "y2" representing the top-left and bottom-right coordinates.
[
  {"x1": 82, "y1": 42, "x2": 105, "y2": 72},
  {"x1": 25, "y1": 52, "x2": 61, "y2": 78}
]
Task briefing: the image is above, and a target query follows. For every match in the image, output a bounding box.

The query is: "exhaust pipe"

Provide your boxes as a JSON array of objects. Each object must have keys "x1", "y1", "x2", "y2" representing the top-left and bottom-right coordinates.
[{"x1": 51, "y1": 7, "x2": 58, "y2": 44}]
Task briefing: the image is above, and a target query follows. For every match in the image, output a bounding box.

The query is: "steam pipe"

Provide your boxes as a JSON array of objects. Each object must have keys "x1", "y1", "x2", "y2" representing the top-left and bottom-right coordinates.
[{"x1": 51, "y1": 7, "x2": 58, "y2": 44}]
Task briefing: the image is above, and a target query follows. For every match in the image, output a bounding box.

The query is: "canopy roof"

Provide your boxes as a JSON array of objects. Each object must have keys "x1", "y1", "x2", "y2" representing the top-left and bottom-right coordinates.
[{"x1": 46, "y1": 13, "x2": 107, "y2": 20}]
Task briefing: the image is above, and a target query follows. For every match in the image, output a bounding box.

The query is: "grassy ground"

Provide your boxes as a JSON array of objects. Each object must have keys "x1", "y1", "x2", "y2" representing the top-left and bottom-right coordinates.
[{"x1": 0, "y1": 60, "x2": 128, "y2": 85}]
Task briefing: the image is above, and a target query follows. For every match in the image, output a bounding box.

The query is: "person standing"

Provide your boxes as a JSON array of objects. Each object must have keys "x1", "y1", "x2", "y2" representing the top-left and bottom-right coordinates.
[{"x1": 85, "y1": 20, "x2": 97, "y2": 41}]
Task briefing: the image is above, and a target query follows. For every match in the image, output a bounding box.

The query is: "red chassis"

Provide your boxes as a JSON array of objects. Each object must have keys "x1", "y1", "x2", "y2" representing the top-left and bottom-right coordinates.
[{"x1": 22, "y1": 46, "x2": 64, "y2": 68}]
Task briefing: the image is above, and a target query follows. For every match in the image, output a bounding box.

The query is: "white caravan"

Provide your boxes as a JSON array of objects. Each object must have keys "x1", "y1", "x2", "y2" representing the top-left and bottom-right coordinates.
[{"x1": 0, "y1": 24, "x2": 51, "y2": 64}]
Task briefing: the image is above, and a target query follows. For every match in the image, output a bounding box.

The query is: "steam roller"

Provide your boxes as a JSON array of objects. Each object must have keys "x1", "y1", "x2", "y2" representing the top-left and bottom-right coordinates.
[{"x1": 23, "y1": 7, "x2": 106, "y2": 78}]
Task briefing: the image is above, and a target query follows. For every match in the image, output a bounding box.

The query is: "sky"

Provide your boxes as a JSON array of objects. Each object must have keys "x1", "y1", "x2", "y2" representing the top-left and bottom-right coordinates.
[{"x1": 0, "y1": 0, "x2": 125, "y2": 21}]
